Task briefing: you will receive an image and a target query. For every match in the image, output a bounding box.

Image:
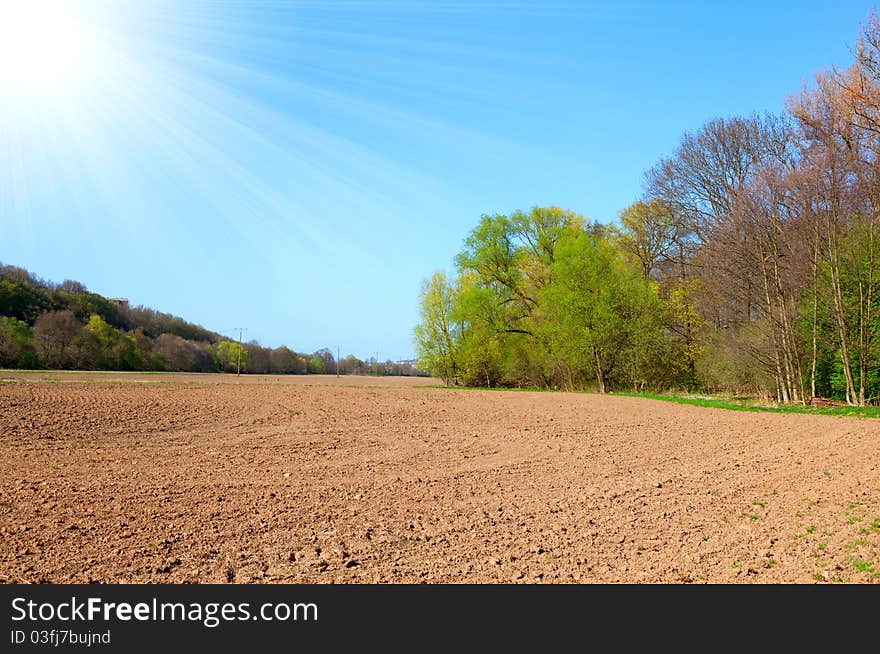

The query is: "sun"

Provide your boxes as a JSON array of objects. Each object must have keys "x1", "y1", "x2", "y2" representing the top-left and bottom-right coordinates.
[{"x1": 0, "y1": 1, "x2": 90, "y2": 93}]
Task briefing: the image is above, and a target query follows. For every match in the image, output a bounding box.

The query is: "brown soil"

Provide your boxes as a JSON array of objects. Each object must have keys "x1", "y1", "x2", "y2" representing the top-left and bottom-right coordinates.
[{"x1": 1, "y1": 372, "x2": 878, "y2": 583}]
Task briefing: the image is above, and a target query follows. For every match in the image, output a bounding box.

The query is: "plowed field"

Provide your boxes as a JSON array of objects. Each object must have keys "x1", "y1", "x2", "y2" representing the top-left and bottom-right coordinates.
[{"x1": 1, "y1": 372, "x2": 878, "y2": 583}]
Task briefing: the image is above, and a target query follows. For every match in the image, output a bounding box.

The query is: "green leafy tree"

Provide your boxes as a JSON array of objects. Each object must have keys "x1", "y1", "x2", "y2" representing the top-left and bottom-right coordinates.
[
  {"x1": 216, "y1": 340, "x2": 249, "y2": 373},
  {"x1": 451, "y1": 207, "x2": 584, "y2": 386},
  {"x1": 615, "y1": 199, "x2": 681, "y2": 279},
  {"x1": 542, "y1": 231, "x2": 665, "y2": 392},
  {"x1": 414, "y1": 271, "x2": 461, "y2": 386},
  {"x1": 662, "y1": 278, "x2": 704, "y2": 389},
  {"x1": 450, "y1": 273, "x2": 503, "y2": 386},
  {"x1": 307, "y1": 355, "x2": 325, "y2": 373},
  {"x1": 0, "y1": 316, "x2": 39, "y2": 368},
  {"x1": 0, "y1": 278, "x2": 53, "y2": 322},
  {"x1": 84, "y1": 314, "x2": 141, "y2": 369},
  {"x1": 85, "y1": 313, "x2": 118, "y2": 368}
]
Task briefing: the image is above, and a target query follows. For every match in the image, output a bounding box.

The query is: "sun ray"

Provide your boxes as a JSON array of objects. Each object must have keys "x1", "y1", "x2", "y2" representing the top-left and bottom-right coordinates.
[{"x1": 1, "y1": 0, "x2": 597, "y2": 353}]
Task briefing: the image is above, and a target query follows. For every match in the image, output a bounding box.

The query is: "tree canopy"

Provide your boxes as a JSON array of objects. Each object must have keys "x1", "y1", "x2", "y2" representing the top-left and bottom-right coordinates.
[{"x1": 414, "y1": 15, "x2": 880, "y2": 405}]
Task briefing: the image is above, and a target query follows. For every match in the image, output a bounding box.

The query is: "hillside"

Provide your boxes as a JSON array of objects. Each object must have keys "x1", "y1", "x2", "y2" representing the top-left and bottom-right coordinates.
[{"x1": 0, "y1": 262, "x2": 421, "y2": 376}]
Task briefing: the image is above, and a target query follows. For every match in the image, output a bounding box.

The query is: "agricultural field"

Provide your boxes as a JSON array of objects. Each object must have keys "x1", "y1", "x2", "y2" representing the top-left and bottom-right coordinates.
[{"x1": 0, "y1": 372, "x2": 878, "y2": 584}]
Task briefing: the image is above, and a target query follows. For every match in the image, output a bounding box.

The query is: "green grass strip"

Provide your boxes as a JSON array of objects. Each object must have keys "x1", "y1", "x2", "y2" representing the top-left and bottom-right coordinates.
[{"x1": 420, "y1": 384, "x2": 880, "y2": 418}]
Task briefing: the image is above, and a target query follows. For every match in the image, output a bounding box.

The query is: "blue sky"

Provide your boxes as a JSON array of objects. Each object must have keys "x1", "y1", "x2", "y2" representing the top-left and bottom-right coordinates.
[{"x1": 0, "y1": 0, "x2": 876, "y2": 359}]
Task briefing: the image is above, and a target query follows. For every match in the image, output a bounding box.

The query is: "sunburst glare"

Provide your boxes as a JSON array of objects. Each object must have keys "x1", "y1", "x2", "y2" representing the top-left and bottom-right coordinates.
[{"x1": 0, "y1": 0, "x2": 108, "y2": 96}]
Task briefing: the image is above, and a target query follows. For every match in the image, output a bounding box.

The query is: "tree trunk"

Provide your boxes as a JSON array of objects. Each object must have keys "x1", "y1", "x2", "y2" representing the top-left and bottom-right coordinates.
[
  {"x1": 759, "y1": 250, "x2": 788, "y2": 402},
  {"x1": 856, "y1": 214, "x2": 876, "y2": 407},
  {"x1": 828, "y1": 238, "x2": 859, "y2": 405},
  {"x1": 771, "y1": 253, "x2": 803, "y2": 404},
  {"x1": 858, "y1": 279, "x2": 866, "y2": 406},
  {"x1": 593, "y1": 348, "x2": 606, "y2": 394},
  {"x1": 867, "y1": 219, "x2": 876, "y2": 405},
  {"x1": 811, "y1": 231, "x2": 819, "y2": 399}
]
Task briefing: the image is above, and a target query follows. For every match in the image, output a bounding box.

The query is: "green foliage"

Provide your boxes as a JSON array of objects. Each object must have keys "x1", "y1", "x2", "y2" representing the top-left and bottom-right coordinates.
[
  {"x1": 541, "y1": 230, "x2": 666, "y2": 391},
  {"x1": 414, "y1": 192, "x2": 879, "y2": 402},
  {"x1": 0, "y1": 316, "x2": 39, "y2": 368},
  {"x1": 454, "y1": 207, "x2": 581, "y2": 337},
  {"x1": 801, "y1": 222, "x2": 880, "y2": 403},
  {"x1": 81, "y1": 314, "x2": 142, "y2": 370},
  {"x1": 86, "y1": 314, "x2": 118, "y2": 347},
  {"x1": 615, "y1": 199, "x2": 679, "y2": 278},
  {"x1": 307, "y1": 355, "x2": 324, "y2": 374},
  {"x1": 414, "y1": 271, "x2": 461, "y2": 385},
  {"x1": 216, "y1": 340, "x2": 249, "y2": 373},
  {"x1": 0, "y1": 262, "x2": 412, "y2": 377},
  {"x1": 662, "y1": 279, "x2": 703, "y2": 388},
  {"x1": 0, "y1": 277, "x2": 54, "y2": 322},
  {"x1": 63, "y1": 291, "x2": 124, "y2": 329},
  {"x1": 414, "y1": 208, "x2": 670, "y2": 391}
]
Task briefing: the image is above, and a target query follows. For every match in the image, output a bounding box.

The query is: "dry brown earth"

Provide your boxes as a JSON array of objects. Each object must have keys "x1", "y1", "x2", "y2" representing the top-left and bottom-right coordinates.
[{"x1": 1, "y1": 372, "x2": 878, "y2": 583}]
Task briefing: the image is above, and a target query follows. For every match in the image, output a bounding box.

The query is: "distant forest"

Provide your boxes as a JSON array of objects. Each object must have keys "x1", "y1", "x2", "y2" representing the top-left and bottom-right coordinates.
[
  {"x1": 0, "y1": 263, "x2": 423, "y2": 376},
  {"x1": 414, "y1": 15, "x2": 880, "y2": 406}
]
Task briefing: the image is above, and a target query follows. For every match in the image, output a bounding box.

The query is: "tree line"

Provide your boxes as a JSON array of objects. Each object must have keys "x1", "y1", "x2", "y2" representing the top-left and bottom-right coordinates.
[
  {"x1": 414, "y1": 15, "x2": 880, "y2": 406},
  {"x1": 0, "y1": 263, "x2": 424, "y2": 376}
]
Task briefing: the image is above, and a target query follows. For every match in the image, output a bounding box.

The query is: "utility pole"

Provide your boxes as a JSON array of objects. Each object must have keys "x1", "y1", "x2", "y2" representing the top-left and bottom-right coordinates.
[
  {"x1": 336, "y1": 347, "x2": 340, "y2": 378},
  {"x1": 234, "y1": 327, "x2": 247, "y2": 376}
]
